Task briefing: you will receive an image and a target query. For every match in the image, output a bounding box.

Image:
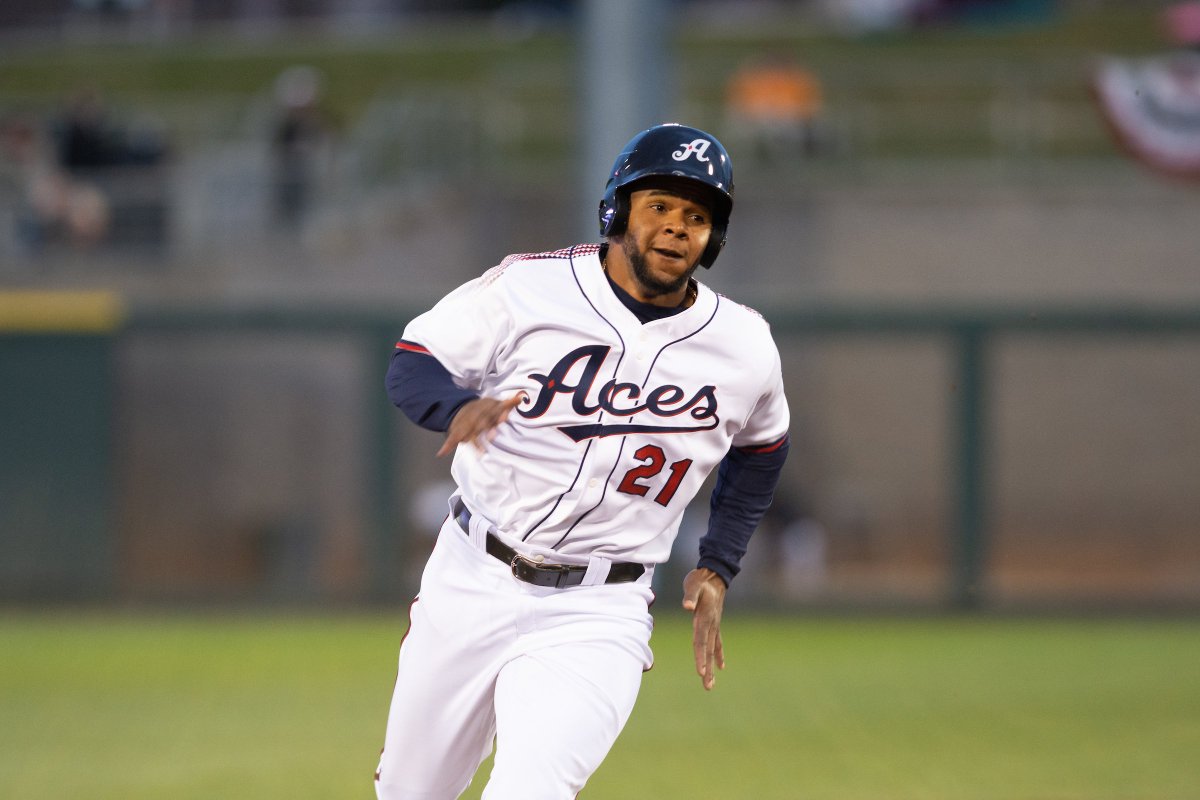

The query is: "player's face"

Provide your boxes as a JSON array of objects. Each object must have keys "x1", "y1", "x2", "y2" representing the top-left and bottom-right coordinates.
[{"x1": 619, "y1": 183, "x2": 713, "y2": 302}]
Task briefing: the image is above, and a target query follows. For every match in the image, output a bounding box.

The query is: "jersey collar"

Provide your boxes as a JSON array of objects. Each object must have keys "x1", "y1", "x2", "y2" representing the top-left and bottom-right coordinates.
[{"x1": 575, "y1": 244, "x2": 718, "y2": 338}]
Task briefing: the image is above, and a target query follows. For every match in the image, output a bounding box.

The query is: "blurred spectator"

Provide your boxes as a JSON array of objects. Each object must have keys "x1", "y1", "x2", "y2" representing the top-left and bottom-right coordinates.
[
  {"x1": 270, "y1": 65, "x2": 332, "y2": 229},
  {"x1": 39, "y1": 87, "x2": 171, "y2": 250},
  {"x1": 55, "y1": 87, "x2": 167, "y2": 174},
  {"x1": 2, "y1": 113, "x2": 111, "y2": 252},
  {"x1": 58, "y1": 90, "x2": 114, "y2": 171},
  {"x1": 725, "y1": 54, "x2": 827, "y2": 163}
]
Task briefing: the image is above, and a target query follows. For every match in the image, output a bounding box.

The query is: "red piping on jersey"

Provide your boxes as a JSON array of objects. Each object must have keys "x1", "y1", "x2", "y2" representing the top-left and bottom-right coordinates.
[
  {"x1": 738, "y1": 433, "x2": 789, "y2": 454},
  {"x1": 394, "y1": 340, "x2": 431, "y2": 355}
]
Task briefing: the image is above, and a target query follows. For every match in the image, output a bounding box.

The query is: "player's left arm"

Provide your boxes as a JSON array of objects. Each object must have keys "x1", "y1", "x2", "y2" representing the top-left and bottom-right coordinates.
[
  {"x1": 696, "y1": 436, "x2": 790, "y2": 585},
  {"x1": 684, "y1": 437, "x2": 789, "y2": 691},
  {"x1": 684, "y1": 329, "x2": 790, "y2": 691}
]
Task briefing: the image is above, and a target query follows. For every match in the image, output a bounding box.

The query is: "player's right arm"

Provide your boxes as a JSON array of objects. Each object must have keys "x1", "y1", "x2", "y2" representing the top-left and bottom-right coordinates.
[
  {"x1": 386, "y1": 343, "x2": 478, "y2": 431},
  {"x1": 387, "y1": 344, "x2": 524, "y2": 455},
  {"x1": 387, "y1": 262, "x2": 521, "y2": 453}
]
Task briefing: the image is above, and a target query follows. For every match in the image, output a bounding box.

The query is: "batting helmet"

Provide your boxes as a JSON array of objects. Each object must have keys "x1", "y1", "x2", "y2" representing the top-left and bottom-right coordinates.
[{"x1": 598, "y1": 123, "x2": 734, "y2": 269}]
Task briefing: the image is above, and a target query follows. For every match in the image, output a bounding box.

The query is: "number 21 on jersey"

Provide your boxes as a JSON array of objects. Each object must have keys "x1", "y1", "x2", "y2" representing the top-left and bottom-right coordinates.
[{"x1": 616, "y1": 445, "x2": 693, "y2": 507}]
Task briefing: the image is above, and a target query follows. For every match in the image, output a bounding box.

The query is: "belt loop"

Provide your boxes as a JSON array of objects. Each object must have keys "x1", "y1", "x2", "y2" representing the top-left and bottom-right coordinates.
[
  {"x1": 581, "y1": 556, "x2": 612, "y2": 587},
  {"x1": 467, "y1": 510, "x2": 489, "y2": 550}
]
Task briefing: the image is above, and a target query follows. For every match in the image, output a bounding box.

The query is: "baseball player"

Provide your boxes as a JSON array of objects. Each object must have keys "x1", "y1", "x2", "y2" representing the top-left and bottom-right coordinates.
[{"x1": 375, "y1": 123, "x2": 790, "y2": 799}]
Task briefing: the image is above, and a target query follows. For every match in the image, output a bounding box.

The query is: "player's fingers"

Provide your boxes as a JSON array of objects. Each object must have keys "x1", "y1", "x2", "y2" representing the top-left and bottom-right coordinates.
[
  {"x1": 704, "y1": 625, "x2": 719, "y2": 689},
  {"x1": 438, "y1": 400, "x2": 479, "y2": 456},
  {"x1": 691, "y1": 615, "x2": 708, "y2": 674},
  {"x1": 681, "y1": 581, "x2": 699, "y2": 611},
  {"x1": 438, "y1": 423, "x2": 477, "y2": 456},
  {"x1": 714, "y1": 630, "x2": 725, "y2": 671},
  {"x1": 476, "y1": 394, "x2": 524, "y2": 441},
  {"x1": 692, "y1": 613, "x2": 718, "y2": 689},
  {"x1": 680, "y1": 568, "x2": 704, "y2": 611},
  {"x1": 438, "y1": 395, "x2": 522, "y2": 457}
]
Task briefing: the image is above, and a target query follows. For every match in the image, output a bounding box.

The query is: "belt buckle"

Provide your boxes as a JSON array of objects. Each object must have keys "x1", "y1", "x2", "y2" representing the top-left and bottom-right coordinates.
[{"x1": 510, "y1": 553, "x2": 573, "y2": 588}]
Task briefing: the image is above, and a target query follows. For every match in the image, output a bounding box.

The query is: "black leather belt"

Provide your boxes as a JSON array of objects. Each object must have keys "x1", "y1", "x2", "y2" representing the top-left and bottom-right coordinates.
[{"x1": 453, "y1": 501, "x2": 645, "y2": 589}]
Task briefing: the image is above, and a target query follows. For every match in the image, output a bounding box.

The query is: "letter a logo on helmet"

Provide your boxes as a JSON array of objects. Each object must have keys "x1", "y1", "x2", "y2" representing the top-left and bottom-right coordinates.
[
  {"x1": 598, "y1": 123, "x2": 734, "y2": 269},
  {"x1": 672, "y1": 138, "x2": 712, "y2": 163}
]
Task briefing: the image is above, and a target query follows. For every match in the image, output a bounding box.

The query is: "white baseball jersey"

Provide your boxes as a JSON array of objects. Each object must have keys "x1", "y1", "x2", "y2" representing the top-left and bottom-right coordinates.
[{"x1": 401, "y1": 243, "x2": 790, "y2": 567}]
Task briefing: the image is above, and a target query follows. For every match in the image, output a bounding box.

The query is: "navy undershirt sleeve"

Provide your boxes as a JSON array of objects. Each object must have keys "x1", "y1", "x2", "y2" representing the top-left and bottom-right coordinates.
[
  {"x1": 698, "y1": 437, "x2": 790, "y2": 586},
  {"x1": 385, "y1": 346, "x2": 479, "y2": 433}
]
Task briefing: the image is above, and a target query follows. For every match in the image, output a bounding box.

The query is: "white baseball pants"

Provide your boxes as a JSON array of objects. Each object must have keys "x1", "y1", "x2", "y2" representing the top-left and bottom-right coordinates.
[{"x1": 374, "y1": 508, "x2": 655, "y2": 800}]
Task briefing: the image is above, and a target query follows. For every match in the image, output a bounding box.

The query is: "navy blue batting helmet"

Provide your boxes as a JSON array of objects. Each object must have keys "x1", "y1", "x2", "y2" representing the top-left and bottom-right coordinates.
[{"x1": 598, "y1": 123, "x2": 734, "y2": 269}]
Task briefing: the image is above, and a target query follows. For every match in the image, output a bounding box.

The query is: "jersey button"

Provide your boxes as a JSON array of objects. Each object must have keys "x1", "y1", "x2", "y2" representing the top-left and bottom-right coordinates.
[{"x1": 588, "y1": 478, "x2": 599, "y2": 488}]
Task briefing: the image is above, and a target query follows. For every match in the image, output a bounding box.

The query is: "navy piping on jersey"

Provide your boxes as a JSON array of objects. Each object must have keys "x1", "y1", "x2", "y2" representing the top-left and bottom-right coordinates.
[
  {"x1": 551, "y1": 247, "x2": 718, "y2": 550},
  {"x1": 550, "y1": 436, "x2": 629, "y2": 550},
  {"x1": 640, "y1": 294, "x2": 720, "y2": 385},
  {"x1": 523, "y1": 244, "x2": 628, "y2": 543},
  {"x1": 525, "y1": 437, "x2": 594, "y2": 540}
]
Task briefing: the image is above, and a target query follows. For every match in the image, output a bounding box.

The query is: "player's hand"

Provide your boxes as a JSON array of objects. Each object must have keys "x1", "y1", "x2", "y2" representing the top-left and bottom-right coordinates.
[
  {"x1": 681, "y1": 567, "x2": 727, "y2": 691},
  {"x1": 437, "y1": 393, "x2": 525, "y2": 457}
]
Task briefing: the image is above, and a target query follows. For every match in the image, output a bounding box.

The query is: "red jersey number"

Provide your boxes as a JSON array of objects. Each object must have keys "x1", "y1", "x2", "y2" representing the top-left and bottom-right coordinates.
[{"x1": 617, "y1": 444, "x2": 694, "y2": 507}]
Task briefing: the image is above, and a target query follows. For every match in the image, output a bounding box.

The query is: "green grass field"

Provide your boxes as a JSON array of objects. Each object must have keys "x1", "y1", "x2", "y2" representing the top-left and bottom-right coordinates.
[{"x1": 2, "y1": 610, "x2": 1197, "y2": 799}]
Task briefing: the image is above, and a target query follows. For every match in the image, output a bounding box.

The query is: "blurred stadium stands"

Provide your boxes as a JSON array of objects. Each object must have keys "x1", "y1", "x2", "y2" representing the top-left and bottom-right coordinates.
[{"x1": 2, "y1": 0, "x2": 1198, "y2": 611}]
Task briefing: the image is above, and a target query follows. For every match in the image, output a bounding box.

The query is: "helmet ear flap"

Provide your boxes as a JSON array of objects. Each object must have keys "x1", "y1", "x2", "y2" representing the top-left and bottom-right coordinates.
[
  {"x1": 598, "y1": 189, "x2": 628, "y2": 237},
  {"x1": 698, "y1": 222, "x2": 726, "y2": 269}
]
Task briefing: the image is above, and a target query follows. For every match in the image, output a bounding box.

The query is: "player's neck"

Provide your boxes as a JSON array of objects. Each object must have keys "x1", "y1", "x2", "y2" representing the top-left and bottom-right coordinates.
[{"x1": 601, "y1": 244, "x2": 696, "y2": 310}]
